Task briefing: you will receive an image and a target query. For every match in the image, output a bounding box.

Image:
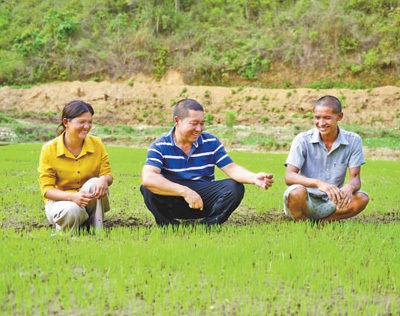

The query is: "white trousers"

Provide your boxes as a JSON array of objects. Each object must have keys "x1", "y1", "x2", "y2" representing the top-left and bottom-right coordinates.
[{"x1": 45, "y1": 177, "x2": 110, "y2": 232}]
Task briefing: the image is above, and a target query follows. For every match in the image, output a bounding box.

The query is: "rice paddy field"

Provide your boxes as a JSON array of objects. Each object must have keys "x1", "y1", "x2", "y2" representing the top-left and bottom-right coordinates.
[{"x1": 1, "y1": 143, "x2": 400, "y2": 315}]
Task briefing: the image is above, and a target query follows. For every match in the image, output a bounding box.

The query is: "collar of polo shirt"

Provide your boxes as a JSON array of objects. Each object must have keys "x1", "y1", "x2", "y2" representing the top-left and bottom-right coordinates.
[{"x1": 169, "y1": 126, "x2": 204, "y2": 149}]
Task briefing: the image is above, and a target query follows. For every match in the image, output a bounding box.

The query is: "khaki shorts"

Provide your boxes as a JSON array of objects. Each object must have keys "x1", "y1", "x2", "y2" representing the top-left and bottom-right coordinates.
[{"x1": 283, "y1": 184, "x2": 368, "y2": 220}]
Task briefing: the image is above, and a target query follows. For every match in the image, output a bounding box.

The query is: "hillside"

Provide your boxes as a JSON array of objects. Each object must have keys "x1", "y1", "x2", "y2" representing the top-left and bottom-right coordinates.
[
  {"x1": 1, "y1": 0, "x2": 400, "y2": 87},
  {"x1": 1, "y1": 75, "x2": 399, "y2": 128}
]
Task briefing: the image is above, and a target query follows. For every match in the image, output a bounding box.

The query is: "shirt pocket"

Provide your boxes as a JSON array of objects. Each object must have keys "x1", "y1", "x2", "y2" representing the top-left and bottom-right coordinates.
[{"x1": 332, "y1": 163, "x2": 347, "y2": 185}]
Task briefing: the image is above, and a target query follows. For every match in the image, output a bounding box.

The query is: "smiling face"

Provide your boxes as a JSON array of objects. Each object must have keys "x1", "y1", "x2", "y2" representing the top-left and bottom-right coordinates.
[
  {"x1": 63, "y1": 111, "x2": 93, "y2": 141},
  {"x1": 174, "y1": 110, "x2": 205, "y2": 145},
  {"x1": 313, "y1": 105, "x2": 343, "y2": 139}
]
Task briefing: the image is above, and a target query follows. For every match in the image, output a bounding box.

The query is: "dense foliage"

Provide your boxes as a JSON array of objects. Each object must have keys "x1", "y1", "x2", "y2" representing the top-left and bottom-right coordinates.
[{"x1": 1, "y1": 0, "x2": 400, "y2": 86}]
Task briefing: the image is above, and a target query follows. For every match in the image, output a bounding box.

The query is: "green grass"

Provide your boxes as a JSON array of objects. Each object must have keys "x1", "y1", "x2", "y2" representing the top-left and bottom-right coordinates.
[
  {"x1": 0, "y1": 144, "x2": 399, "y2": 227},
  {"x1": 363, "y1": 137, "x2": 400, "y2": 149},
  {"x1": 341, "y1": 124, "x2": 400, "y2": 149},
  {"x1": 1, "y1": 224, "x2": 400, "y2": 314},
  {"x1": 1, "y1": 144, "x2": 400, "y2": 314}
]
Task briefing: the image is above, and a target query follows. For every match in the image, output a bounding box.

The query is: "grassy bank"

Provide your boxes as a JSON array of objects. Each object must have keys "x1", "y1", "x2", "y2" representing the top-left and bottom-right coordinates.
[{"x1": 1, "y1": 0, "x2": 400, "y2": 87}]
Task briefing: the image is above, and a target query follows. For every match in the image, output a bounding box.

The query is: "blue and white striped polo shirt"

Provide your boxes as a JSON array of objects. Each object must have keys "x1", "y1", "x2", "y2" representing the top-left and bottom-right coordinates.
[{"x1": 145, "y1": 127, "x2": 233, "y2": 182}]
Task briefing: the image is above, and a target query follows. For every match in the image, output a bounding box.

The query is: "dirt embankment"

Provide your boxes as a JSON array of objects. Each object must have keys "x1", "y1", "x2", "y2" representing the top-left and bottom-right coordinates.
[{"x1": 1, "y1": 71, "x2": 400, "y2": 128}]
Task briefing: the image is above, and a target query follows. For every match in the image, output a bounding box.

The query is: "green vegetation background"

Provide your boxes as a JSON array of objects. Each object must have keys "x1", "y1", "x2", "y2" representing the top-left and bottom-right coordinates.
[{"x1": 1, "y1": 0, "x2": 400, "y2": 87}]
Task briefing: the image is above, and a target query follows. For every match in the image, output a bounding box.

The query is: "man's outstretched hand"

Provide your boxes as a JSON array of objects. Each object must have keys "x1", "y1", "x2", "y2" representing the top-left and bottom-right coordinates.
[{"x1": 254, "y1": 173, "x2": 274, "y2": 189}]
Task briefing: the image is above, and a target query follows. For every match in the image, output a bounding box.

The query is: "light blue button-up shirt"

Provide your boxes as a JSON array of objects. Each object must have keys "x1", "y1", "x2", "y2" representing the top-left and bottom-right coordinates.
[{"x1": 285, "y1": 127, "x2": 365, "y2": 197}]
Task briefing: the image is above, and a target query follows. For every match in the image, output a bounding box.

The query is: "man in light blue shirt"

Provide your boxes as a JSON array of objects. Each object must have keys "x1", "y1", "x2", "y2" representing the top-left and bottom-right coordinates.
[{"x1": 284, "y1": 95, "x2": 369, "y2": 223}]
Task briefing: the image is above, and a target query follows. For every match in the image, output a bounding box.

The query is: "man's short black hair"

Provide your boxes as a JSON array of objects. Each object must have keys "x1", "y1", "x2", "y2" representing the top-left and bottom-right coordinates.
[
  {"x1": 314, "y1": 95, "x2": 342, "y2": 114},
  {"x1": 173, "y1": 99, "x2": 204, "y2": 120}
]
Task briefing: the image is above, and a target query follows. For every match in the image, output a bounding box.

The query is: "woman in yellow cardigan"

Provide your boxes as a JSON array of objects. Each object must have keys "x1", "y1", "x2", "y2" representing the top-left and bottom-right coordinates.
[{"x1": 38, "y1": 100, "x2": 113, "y2": 233}]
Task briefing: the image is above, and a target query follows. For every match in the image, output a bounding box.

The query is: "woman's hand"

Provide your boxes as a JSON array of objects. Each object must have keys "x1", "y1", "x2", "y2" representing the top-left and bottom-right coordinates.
[
  {"x1": 92, "y1": 176, "x2": 109, "y2": 199},
  {"x1": 71, "y1": 191, "x2": 94, "y2": 207}
]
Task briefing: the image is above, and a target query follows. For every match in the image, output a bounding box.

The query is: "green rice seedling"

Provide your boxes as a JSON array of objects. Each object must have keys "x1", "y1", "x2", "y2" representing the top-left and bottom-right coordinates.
[
  {"x1": 2, "y1": 223, "x2": 400, "y2": 314},
  {"x1": 1, "y1": 143, "x2": 400, "y2": 314},
  {"x1": 1, "y1": 144, "x2": 399, "y2": 228}
]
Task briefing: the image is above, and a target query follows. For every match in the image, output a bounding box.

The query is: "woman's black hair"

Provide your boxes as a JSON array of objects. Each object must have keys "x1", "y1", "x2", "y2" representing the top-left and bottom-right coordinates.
[{"x1": 56, "y1": 100, "x2": 94, "y2": 136}]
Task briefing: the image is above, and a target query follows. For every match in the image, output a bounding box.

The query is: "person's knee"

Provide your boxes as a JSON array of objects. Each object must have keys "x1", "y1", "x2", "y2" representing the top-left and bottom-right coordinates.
[
  {"x1": 67, "y1": 207, "x2": 88, "y2": 227},
  {"x1": 80, "y1": 177, "x2": 99, "y2": 192},
  {"x1": 140, "y1": 185, "x2": 148, "y2": 196},
  {"x1": 285, "y1": 187, "x2": 308, "y2": 220},
  {"x1": 287, "y1": 187, "x2": 307, "y2": 205},
  {"x1": 225, "y1": 180, "x2": 245, "y2": 200},
  {"x1": 353, "y1": 192, "x2": 369, "y2": 212},
  {"x1": 140, "y1": 185, "x2": 157, "y2": 203},
  {"x1": 57, "y1": 205, "x2": 88, "y2": 230}
]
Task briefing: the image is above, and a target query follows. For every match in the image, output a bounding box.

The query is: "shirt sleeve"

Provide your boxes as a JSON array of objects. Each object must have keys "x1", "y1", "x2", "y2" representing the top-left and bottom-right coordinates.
[
  {"x1": 144, "y1": 143, "x2": 163, "y2": 169},
  {"x1": 213, "y1": 138, "x2": 233, "y2": 168},
  {"x1": 37, "y1": 144, "x2": 56, "y2": 197},
  {"x1": 285, "y1": 134, "x2": 306, "y2": 169},
  {"x1": 348, "y1": 134, "x2": 365, "y2": 169},
  {"x1": 98, "y1": 140, "x2": 113, "y2": 177}
]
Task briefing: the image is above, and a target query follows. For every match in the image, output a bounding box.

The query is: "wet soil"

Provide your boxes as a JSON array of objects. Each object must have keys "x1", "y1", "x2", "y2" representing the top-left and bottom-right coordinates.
[{"x1": 2, "y1": 210, "x2": 399, "y2": 231}]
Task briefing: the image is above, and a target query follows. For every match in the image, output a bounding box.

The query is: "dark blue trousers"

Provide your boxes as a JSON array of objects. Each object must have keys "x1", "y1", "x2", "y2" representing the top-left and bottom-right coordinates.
[{"x1": 140, "y1": 179, "x2": 245, "y2": 225}]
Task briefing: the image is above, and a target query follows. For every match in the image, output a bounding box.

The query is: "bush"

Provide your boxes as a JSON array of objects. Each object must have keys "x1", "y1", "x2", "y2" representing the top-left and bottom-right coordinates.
[
  {"x1": 153, "y1": 46, "x2": 170, "y2": 80},
  {"x1": 225, "y1": 111, "x2": 236, "y2": 128},
  {"x1": 0, "y1": 113, "x2": 15, "y2": 123},
  {"x1": 205, "y1": 113, "x2": 214, "y2": 125}
]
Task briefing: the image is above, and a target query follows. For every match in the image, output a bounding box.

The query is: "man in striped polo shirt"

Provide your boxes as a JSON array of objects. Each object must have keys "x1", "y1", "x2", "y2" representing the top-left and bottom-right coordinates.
[{"x1": 141, "y1": 99, "x2": 274, "y2": 225}]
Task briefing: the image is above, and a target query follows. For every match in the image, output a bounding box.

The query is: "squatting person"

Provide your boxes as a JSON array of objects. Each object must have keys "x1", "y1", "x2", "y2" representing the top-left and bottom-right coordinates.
[
  {"x1": 38, "y1": 100, "x2": 113, "y2": 233},
  {"x1": 141, "y1": 99, "x2": 274, "y2": 225},
  {"x1": 283, "y1": 95, "x2": 369, "y2": 223}
]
